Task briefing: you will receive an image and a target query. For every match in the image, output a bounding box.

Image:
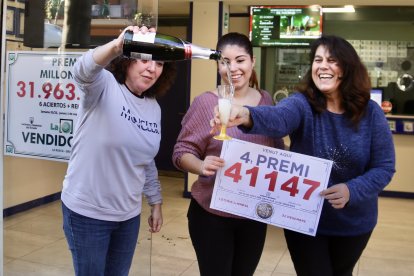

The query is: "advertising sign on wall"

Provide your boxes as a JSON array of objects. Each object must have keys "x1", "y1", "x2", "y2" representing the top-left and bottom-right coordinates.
[{"x1": 4, "y1": 51, "x2": 83, "y2": 161}]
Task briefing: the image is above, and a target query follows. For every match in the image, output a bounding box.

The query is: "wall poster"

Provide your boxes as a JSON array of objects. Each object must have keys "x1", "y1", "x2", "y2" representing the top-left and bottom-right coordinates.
[{"x1": 5, "y1": 51, "x2": 83, "y2": 161}]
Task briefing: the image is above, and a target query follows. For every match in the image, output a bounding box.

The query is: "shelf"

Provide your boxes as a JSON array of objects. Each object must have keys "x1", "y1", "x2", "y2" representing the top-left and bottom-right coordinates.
[{"x1": 386, "y1": 115, "x2": 414, "y2": 135}]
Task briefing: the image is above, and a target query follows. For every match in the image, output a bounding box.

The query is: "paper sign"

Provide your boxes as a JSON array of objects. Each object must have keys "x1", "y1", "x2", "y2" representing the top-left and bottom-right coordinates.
[{"x1": 210, "y1": 138, "x2": 333, "y2": 236}]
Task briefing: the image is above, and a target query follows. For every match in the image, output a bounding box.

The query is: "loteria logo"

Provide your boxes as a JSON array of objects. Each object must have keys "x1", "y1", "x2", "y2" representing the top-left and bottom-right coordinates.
[
  {"x1": 60, "y1": 119, "x2": 73, "y2": 134},
  {"x1": 50, "y1": 119, "x2": 73, "y2": 134}
]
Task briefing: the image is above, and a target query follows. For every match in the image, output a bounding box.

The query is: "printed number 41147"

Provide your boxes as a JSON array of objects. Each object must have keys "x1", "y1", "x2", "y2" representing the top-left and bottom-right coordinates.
[{"x1": 223, "y1": 162, "x2": 320, "y2": 200}]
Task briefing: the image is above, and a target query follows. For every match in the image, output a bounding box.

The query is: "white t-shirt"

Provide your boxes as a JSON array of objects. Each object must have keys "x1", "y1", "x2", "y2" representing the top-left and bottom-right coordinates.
[{"x1": 61, "y1": 50, "x2": 162, "y2": 221}]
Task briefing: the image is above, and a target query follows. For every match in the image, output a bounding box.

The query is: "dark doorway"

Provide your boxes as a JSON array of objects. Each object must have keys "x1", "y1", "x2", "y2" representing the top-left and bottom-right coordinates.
[{"x1": 155, "y1": 60, "x2": 190, "y2": 172}]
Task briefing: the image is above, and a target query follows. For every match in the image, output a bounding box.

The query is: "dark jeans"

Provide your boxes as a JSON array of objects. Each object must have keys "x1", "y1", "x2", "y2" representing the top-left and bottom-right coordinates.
[
  {"x1": 187, "y1": 198, "x2": 267, "y2": 276},
  {"x1": 62, "y1": 203, "x2": 140, "y2": 276},
  {"x1": 284, "y1": 229, "x2": 372, "y2": 276}
]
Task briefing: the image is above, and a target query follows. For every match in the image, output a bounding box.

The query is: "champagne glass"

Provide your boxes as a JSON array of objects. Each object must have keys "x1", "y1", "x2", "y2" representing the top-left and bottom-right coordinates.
[{"x1": 213, "y1": 84, "x2": 233, "y2": 141}]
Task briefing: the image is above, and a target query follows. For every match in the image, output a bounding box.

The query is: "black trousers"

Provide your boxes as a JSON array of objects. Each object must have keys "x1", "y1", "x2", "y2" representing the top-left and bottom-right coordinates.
[
  {"x1": 187, "y1": 198, "x2": 267, "y2": 276},
  {"x1": 284, "y1": 229, "x2": 372, "y2": 276}
]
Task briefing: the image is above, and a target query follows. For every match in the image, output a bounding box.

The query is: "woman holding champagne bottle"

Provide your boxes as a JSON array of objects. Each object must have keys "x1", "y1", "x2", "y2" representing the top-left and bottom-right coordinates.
[
  {"x1": 61, "y1": 26, "x2": 176, "y2": 275},
  {"x1": 172, "y1": 32, "x2": 285, "y2": 276}
]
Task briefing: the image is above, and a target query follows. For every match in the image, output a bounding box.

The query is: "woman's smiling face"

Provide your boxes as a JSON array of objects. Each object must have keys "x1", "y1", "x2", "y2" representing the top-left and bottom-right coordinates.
[
  {"x1": 312, "y1": 45, "x2": 343, "y2": 97},
  {"x1": 218, "y1": 44, "x2": 255, "y2": 91}
]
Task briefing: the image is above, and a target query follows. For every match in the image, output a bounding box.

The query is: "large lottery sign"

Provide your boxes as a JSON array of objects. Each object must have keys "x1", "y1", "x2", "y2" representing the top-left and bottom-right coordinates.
[
  {"x1": 4, "y1": 51, "x2": 83, "y2": 161},
  {"x1": 211, "y1": 139, "x2": 333, "y2": 236}
]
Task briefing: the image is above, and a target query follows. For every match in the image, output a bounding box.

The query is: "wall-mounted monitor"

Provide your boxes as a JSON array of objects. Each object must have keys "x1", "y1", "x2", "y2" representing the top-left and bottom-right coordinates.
[{"x1": 249, "y1": 5, "x2": 323, "y2": 47}]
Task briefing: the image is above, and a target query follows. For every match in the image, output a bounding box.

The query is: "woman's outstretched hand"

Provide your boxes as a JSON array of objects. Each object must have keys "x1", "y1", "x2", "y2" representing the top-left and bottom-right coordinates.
[
  {"x1": 210, "y1": 104, "x2": 252, "y2": 135},
  {"x1": 93, "y1": 25, "x2": 156, "y2": 66},
  {"x1": 115, "y1": 25, "x2": 155, "y2": 53}
]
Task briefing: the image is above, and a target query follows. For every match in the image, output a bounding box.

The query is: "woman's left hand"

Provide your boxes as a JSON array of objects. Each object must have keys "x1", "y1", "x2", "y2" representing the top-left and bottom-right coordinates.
[
  {"x1": 148, "y1": 203, "x2": 163, "y2": 233},
  {"x1": 320, "y1": 183, "x2": 350, "y2": 209},
  {"x1": 200, "y1": 155, "x2": 225, "y2": 176}
]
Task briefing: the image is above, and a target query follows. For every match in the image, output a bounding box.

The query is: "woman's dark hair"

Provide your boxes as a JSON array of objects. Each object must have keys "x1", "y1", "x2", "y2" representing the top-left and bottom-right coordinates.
[
  {"x1": 107, "y1": 57, "x2": 177, "y2": 99},
  {"x1": 216, "y1": 32, "x2": 259, "y2": 90},
  {"x1": 297, "y1": 35, "x2": 371, "y2": 128}
]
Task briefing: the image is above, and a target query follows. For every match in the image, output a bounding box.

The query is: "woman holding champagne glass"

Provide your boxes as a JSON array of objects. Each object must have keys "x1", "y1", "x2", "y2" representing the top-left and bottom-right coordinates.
[
  {"x1": 172, "y1": 32, "x2": 285, "y2": 276},
  {"x1": 212, "y1": 35, "x2": 395, "y2": 276}
]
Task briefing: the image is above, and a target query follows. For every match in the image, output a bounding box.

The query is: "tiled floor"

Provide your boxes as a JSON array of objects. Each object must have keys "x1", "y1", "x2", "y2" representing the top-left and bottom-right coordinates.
[{"x1": 4, "y1": 175, "x2": 414, "y2": 275}]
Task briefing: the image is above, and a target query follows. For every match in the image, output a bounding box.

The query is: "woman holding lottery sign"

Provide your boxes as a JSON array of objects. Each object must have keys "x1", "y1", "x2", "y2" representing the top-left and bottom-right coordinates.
[
  {"x1": 212, "y1": 35, "x2": 395, "y2": 276},
  {"x1": 172, "y1": 32, "x2": 285, "y2": 276}
]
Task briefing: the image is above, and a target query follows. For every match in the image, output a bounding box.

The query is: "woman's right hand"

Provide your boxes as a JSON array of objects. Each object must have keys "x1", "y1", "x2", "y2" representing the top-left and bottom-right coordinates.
[
  {"x1": 115, "y1": 25, "x2": 155, "y2": 54},
  {"x1": 210, "y1": 104, "x2": 253, "y2": 135},
  {"x1": 94, "y1": 25, "x2": 157, "y2": 66}
]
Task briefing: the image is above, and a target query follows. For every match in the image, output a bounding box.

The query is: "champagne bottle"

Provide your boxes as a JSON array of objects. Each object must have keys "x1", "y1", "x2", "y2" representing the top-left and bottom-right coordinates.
[{"x1": 123, "y1": 30, "x2": 221, "y2": 61}]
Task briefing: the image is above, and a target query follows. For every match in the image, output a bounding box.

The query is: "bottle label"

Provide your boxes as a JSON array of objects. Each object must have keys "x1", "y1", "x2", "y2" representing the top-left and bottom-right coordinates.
[
  {"x1": 131, "y1": 52, "x2": 153, "y2": 60},
  {"x1": 132, "y1": 32, "x2": 156, "y2": 44}
]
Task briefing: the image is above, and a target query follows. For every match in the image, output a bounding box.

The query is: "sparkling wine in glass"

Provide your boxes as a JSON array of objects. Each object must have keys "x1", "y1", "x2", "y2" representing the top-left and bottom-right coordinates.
[{"x1": 213, "y1": 84, "x2": 233, "y2": 141}]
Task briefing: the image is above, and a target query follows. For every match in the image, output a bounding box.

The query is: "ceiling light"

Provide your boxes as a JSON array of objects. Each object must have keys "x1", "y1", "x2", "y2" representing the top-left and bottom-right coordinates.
[{"x1": 322, "y1": 5, "x2": 355, "y2": 13}]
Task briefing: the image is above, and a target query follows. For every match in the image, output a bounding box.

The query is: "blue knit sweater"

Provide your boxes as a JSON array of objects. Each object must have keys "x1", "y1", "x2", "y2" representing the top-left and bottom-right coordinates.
[{"x1": 244, "y1": 92, "x2": 396, "y2": 236}]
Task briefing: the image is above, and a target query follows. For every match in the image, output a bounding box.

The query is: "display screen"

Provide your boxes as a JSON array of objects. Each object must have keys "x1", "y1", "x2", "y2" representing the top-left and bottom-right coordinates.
[
  {"x1": 249, "y1": 5, "x2": 323, "y2": 47},
  {"x1": 370, "y1": 88, "x2": 383, "y2": 107}
]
